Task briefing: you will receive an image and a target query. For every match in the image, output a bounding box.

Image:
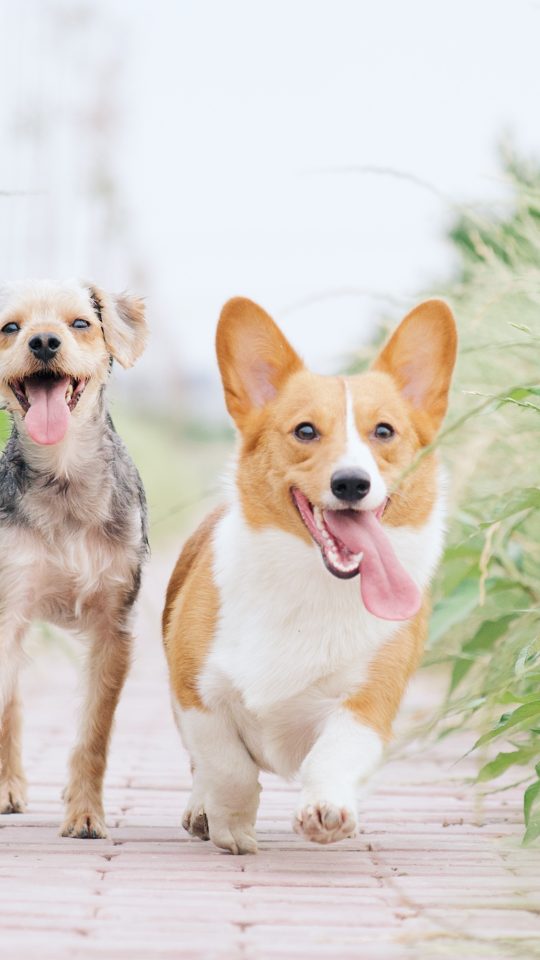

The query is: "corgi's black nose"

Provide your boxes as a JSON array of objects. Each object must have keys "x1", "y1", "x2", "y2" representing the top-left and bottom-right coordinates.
[
  {"x1": 28, "y1": 333, "x2": 62, "y2": 363},
  {"x1": 331, "y1": 468, "x2": 371, "y2": 502}
]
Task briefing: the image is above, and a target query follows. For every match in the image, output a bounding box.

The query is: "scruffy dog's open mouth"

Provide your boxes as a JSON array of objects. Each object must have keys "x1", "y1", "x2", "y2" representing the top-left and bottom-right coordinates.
[
  {"x1": 291, "y1": 487, "x2": 422, "y2": 622},
  {"x1": 9, "y1": 373, "x2": 88, "y2": 445}
]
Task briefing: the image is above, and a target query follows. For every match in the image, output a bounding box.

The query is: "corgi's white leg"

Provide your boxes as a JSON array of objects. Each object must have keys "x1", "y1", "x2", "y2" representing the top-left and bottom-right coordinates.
[
  {"x1": 294, "y1": 709, "x2": 383, "y2": 844},
  {"x1": 178, "y1": 705, "x2": 261, "y2": 855}
]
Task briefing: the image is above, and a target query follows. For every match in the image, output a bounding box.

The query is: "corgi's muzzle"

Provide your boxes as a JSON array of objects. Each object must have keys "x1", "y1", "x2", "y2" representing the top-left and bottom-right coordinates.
[{"x1": 291, "y1": 487, "x2": 422, "y2": 622}]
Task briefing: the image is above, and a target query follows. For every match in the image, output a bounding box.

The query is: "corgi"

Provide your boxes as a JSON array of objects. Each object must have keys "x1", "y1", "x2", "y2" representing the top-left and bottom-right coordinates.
[{"x1": 163, "y1": 297, "x2": 457, "y2": 854}]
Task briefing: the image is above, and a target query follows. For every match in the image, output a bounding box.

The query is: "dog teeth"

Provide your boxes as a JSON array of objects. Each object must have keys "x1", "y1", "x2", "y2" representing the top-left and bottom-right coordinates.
[
  {"x1": 313, "y1": 506, "x2": 325, "y2": 532},
  {"x1": 311, "y1": 504, "x2": 363, "y2": 573},
  {"x1": 65, "y1": 383, "x2": 74, "y2": 402},
  {"x1": 329, "y1": 550, "x2": 362, "y2": 570},
  {"x1": 311, "y1": 505, "x2": 363, "y2": 571}
]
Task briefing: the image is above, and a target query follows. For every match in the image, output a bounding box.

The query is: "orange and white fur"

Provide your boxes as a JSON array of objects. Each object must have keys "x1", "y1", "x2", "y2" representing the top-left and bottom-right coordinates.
[{"x1": 163, "y1": 297, "x2": 457, "y2": 854}]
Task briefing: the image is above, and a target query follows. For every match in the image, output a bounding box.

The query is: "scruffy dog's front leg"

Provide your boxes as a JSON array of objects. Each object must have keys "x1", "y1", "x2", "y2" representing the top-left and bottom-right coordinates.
[
  {"x1": 0, "y1": 688, "x2": 28, "y2": 814},
  {"x1": 0, "y1": 632, "x2": 27, "y2": 815},
  {"x1": 61, "y1": 620, "x2": 132, "y2": 839}
]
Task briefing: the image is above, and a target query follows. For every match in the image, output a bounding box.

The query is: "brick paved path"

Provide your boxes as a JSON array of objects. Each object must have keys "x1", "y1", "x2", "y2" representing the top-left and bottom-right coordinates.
[{"x1": 1, "y1": 555, "x2": 538, "y2": 960}]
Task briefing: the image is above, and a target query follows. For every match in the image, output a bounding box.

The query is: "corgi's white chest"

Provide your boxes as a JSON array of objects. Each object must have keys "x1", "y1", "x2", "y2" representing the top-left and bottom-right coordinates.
[{"x1": 198, "y1": 497, "x2": 444, "y2": 773}]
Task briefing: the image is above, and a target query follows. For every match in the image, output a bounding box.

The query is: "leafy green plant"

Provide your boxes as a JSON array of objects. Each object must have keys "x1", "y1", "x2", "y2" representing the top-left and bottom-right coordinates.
[{"x1": 420, "y1": 150, "x2": 540, "y2": 843}]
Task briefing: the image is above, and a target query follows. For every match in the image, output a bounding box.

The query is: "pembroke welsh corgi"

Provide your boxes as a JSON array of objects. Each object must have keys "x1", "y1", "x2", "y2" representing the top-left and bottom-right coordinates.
[{"x1": 163, "y1": 297, "x2": 457, "y2": 854}]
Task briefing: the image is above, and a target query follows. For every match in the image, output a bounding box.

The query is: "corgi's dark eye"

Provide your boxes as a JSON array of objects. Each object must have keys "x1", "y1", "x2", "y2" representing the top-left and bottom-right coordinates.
[
  {"x1": 373, "y1": 422, "x2": 394, "y2": 440},
  {"x1": 294, "y1": 422, "x2": 319, "y2": 442},
  {"x1": 1, "y1": 321, "x2": 20, "y2": 334},
  {"x1": 71, "y1": 318, "x2": 90, "y2": 329}
]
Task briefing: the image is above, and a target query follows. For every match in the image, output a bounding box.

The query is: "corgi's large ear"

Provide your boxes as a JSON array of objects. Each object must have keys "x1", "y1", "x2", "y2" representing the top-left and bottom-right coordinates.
[
  {"x1": 216, "y1": 297, "x2": 303, "y2": 427},
  {"x1": 88, "y1": 286, "x2": 148, "y2": 368},
  {"x1": 372, "y1": 299, "x2": 457, "y2": 437}
]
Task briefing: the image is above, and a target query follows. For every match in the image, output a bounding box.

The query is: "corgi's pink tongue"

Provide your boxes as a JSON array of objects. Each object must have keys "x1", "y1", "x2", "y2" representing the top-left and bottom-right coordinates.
[
  {"x1": 323, "y1": 508, "x2": 422, "y2": 621},
  {"x1": 24, "y1": 376, "x2": 71, "y2": 445}
]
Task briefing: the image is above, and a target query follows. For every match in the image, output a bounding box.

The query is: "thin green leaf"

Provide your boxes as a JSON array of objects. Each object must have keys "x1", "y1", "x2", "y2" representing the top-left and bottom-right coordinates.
[
  {"x1": 474, "y1": 701, "x2": 540, "y2": 749},
  {"x1": 478, "y1": 488, "x2": 540, "y2": 524},
  {"x1": 477, "y1": 748, "x2": 539, "y2": 783},
  {"x1": 429, "y1": 580, "x2": 481, "y2": 645},
  {"x1": 523, "y1": 813, "x2": 540, "y2": 845},
  {"x1": 524, "y1": 779, "x2": 540, "y2": 825}
]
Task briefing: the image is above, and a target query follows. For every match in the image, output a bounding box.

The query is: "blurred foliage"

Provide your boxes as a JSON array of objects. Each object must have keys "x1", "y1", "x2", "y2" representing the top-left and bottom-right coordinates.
[
  {"x1": 0, "y1": 409, "x2": 9, "y2": 445},
  {"x1": 347, "y1": 150, "x2": 540, "y2": 842},
  {"x1": 110, "y1": 406, "x2": 231, "y2": 547},
  {"x1": 421, "y1": 150, "x2": 540, "y2": 844}
]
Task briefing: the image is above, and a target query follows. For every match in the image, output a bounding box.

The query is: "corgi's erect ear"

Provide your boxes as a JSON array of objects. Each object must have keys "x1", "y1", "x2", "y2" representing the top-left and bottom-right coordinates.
[
  {"x1": 88, "y1": 286, "x2": 148, "y2": 368},
  {"x1": 216, "y1": 297, "x2": 303, "y2": 426},
  {"x1": 372, "y1": 299, "x2": 457, "y2": 437}
]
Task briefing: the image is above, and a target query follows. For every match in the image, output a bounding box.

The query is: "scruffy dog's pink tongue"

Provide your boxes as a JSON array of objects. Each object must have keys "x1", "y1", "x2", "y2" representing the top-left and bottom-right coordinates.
[
  {"x1": 25, "y1": 376, "x2": 71, "y2": 445},
  {"x1": 323, "y1": 508, "x2": 422, "y2": 621}
]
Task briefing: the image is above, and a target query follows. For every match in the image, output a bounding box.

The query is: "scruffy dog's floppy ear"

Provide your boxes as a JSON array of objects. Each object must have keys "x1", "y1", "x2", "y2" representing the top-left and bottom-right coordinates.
[{"x1": 88, "y1": 286, "x2": 148, "y2": 368}]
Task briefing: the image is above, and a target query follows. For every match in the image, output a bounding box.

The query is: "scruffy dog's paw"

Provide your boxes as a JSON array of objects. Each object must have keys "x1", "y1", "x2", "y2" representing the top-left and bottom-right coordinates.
[
  {"x1": 60, "y1": 809, "x2": 108, "y2": 839},
  {"x1": 182, "y1": 805, "x2": 210, "y2": 840},
  {"x1": 293, "y1": 802, "x2": 356, "y2": 844},
  {"x1": 0, "y1": 777, "x2": 28, "y2": 814}
]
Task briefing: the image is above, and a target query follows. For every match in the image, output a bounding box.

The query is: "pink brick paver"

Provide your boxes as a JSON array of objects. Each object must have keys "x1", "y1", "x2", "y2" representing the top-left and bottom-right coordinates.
[{"x1": 1, "y1": 554, "x2": 538, "y2": 960}]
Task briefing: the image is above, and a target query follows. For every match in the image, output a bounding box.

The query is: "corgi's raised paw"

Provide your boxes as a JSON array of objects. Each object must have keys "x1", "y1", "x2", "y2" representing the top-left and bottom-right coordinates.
[{"x1": 294, "y1": 802, "x2": 356, "y2": 844}]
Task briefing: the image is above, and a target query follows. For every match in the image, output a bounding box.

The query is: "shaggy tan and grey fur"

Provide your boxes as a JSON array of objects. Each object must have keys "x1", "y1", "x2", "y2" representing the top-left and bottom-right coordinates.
[{"x1": 0, "y1": 279, "x2": 148, "y2": 838}]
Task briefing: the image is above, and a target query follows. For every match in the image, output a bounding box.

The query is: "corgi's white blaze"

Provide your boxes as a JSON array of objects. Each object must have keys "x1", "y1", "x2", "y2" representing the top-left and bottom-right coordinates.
[{"x1": 323, "y1": 382, "x2": 386, "y2": 512}]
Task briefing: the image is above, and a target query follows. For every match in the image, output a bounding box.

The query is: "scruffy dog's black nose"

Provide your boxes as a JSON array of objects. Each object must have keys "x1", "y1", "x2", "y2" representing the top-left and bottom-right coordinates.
[
  {"x1": 331, "y1": 468, "x2": 371, "y2": 502},
  {"x1": 28, "y1": 333, "x2": 62, "y2": 363}
]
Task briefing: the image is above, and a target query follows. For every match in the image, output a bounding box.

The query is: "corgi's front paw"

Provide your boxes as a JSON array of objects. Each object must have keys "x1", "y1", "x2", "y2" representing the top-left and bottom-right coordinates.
[
  {"x1": 182, "y1": 804, "x2": 209, "y2": 840},
  {"x1": 208, "y1": 814, "x2": 257, "y2": 854},
  {"x1": 293, "y1": 802, "x2": 356, "y2": 844},
  {"x1": 210, "y1": 819, "x2": 258, "y2": 855},
  {"x1": 183, "y1": 800, "x2": 257, "y2": 854}
]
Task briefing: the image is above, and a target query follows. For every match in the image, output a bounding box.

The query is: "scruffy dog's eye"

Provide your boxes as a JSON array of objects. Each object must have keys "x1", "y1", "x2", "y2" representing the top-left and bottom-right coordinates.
[
  {"x1": 71, "y1": 318, "x2": 90, "y2": 329},
  {"x1": 1, "y1": 321, "x2": 20, "y2": 334},
  {"x1": 294, "y1": 422, "x2": 319, "y2": 442},
  {"x1": 373, "y1": 422, "x2": 394, "y2": 440}
]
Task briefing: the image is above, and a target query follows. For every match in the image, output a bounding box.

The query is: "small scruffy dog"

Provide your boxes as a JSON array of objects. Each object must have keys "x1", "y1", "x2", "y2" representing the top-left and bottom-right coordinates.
[{"x1": 0, "y1": 279, "x2": 148, "y2": 838}]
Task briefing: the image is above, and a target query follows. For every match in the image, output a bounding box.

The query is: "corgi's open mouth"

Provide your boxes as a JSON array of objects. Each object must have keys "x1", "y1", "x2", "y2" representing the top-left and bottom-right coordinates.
[
  {"x1": 10, "y1": 373, "x2": 88, "y2": 446},
  {"x1": 291, "y1": 487, "x2": 422, "y2": 622}
]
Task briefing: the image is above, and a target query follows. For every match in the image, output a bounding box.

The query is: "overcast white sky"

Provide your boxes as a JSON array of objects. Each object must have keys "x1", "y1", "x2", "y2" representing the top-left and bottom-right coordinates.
[{"x1": 1, "y1": 0, "x2": 539, "y2": 393}]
